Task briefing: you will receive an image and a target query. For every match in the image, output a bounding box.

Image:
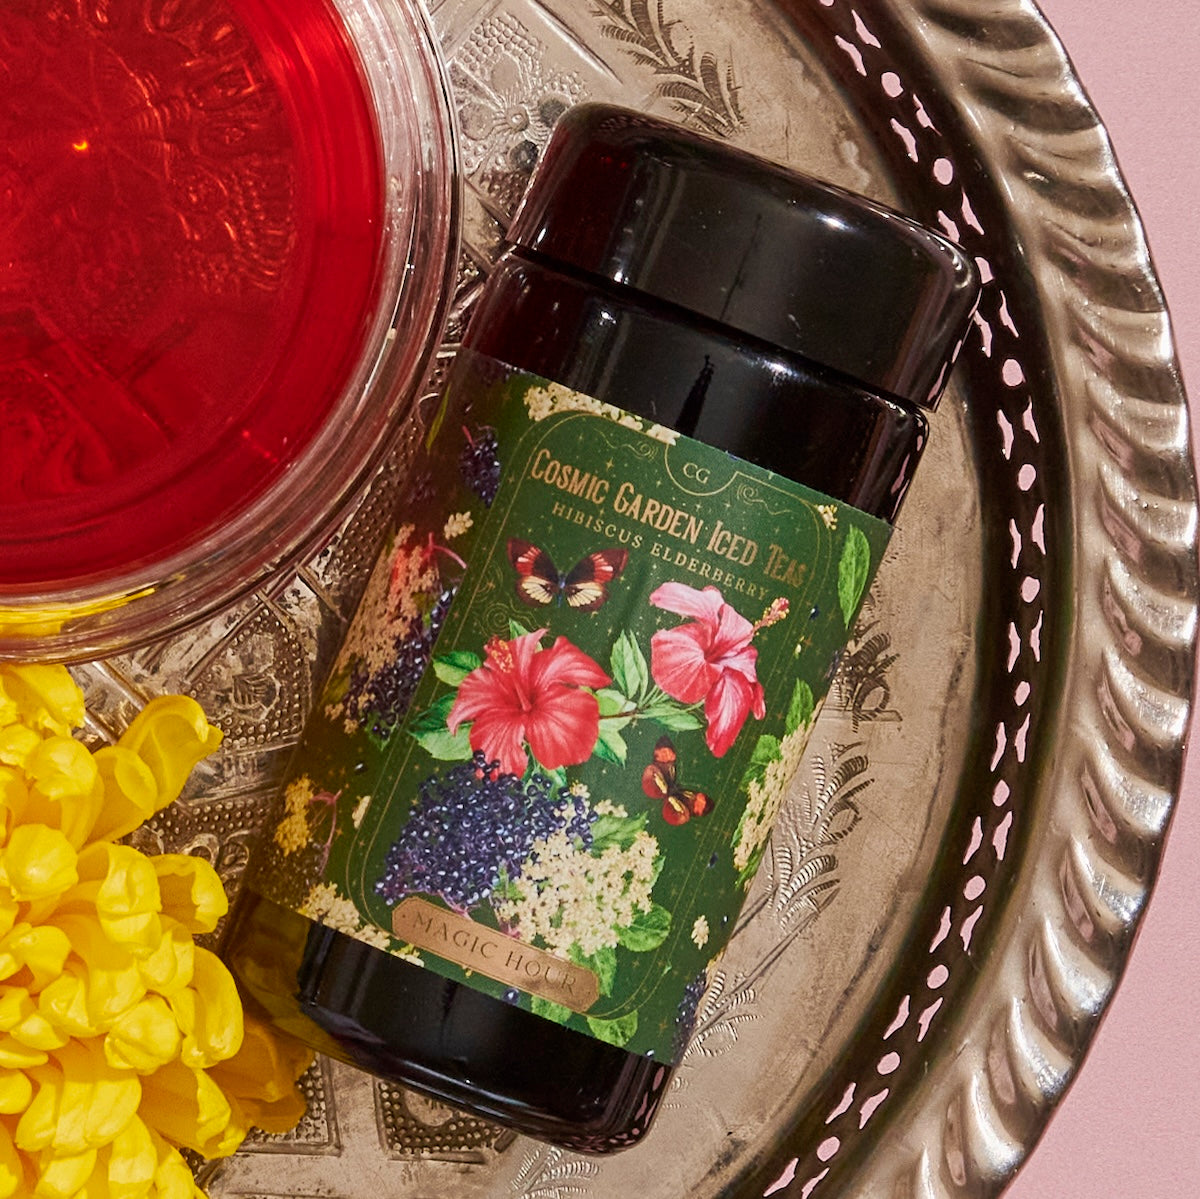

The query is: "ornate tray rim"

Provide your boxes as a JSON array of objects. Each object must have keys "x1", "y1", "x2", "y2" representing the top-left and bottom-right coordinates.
[{"x1": 769, "y1": 1, "x2": 1198, "y2": 1196}]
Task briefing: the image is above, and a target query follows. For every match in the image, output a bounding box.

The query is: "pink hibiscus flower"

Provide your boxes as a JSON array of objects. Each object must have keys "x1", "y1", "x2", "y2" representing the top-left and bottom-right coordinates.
[
  {"x1": 649, "y1": 583, "x2": 767, "y2": 757},
  {"x1": 447, "y1": 629, "x2": 609, "y2": 776}
]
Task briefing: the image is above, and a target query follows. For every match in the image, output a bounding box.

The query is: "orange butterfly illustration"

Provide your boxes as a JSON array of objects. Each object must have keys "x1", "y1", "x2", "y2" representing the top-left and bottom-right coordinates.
[
  {"x1": 641, "y1": 736, "x2": 713, "y2": 826},
  {"x1": 506, "y1": 539, "x2": 628, "y2": 612}
]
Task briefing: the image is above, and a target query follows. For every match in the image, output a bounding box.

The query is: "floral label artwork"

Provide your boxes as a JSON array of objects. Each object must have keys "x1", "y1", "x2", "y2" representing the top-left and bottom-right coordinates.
[{"x1": 251, "y1": 352, "x2": 891, "y2": 1062}]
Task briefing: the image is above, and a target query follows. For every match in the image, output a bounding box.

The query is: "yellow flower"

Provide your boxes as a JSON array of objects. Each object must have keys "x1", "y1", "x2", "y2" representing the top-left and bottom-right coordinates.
[
  {"x1": 104, "y1": 1114, "x2": 157, "y2": 1198},
  {"x1": 207, "y1": 1012, "x2": 313, "y2": 1135},
  {"x1": 0, "y1": 1124, "x2": 24, "y2": 1199},
  {"x1": 167, "y1": 950, "x2": 243, "y2": 1070},
  {"x1": 104, "y1": 996, "x2": 181, "y2": 1075},
  {"x1": 0, "y1": 667, "x2": 84, "y2": 740},
  {"x1": 151, "y1": 856, "x2": 227, "y2": 937},
  {"x1": 88, "y1": 748, "x2": 159, "y2": 846},
  {"x1": 2, "y1": 825, "x2": 78, "y2": 905},
  {"x1": 115, "y1": 697, "x2": 222, "y2": 814},
  {"x1": 0, "y1": 664, "x2": 311, "y2": 1196}
]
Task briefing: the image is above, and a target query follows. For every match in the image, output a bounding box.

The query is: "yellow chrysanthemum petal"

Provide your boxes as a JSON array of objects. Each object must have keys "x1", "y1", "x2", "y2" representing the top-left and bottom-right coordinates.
[
  {"x1": 37, "y1": 968, "x2": 97, "y2": 1041},
  {"x1": 0, "y1": 725, "x2": 42, "y2": 771},
  {"x1": 0, "y1": 924, "x2": 71, "y2": 992},
  {"x1": 0, "y1": 990, "x2": 66, "y2": 1054},
  {"x1": 207, "y1": 1013, "x2": 313, "y2": 1108},
  {"x1": 168, "y1": 949, "x2": 243, "y2": 1070},
  {"x1": 147, "y1": 1129, "x2": 202, "y2": 1199},
  {"x1": 25, "y1": 738, "x2": 105, "y2": 848},
  {"x1": 1, "y1": 826, "x2": 78, "y2": 903},
  {"x1": 0, "y1": 1037, "x2": 48, "y2": 1070},
  {"x1": 14, "y1": 1062, "x2": 60, "y2": 1152},
  {"x1": 89, "y1": 749, "x2": 158, "y2": 846},
  {"x1": 135, "y1": 917, "x2": 193, "y2": 997},
  {"x1": 106, "y1": 1115, "x2": 156, "y2": 1199},
  {"x1": 0, "y1": 990, "x2": 32, "y2": 1033},
  {"x1": 0, "y1": 1070, "x2": 32, "y2": 1116},
  {"x1": 104, "y1": 997, "x2": 180, "y2": 1075},
  {"x1": 0, "y1": 1120, "x2": 26, "y2": 1199},
  {"x1": 0, "y1": 666, "x2": 84, "y2": 739},
  {"x1": 46, "y1": 916, "x2": 148, "y2": 1032},
  {"x1": 34, "y1": 1143, "x2": 96, "y2": 1198},
  {"x1": 116, "y1": 699, "x2": 222, "y2": 814},
  {"x1": 49, "y1": 1041, "x2": 140, "y2": 1154},
  {"x1": 60, "y1": 846, "x2": 162, "y2": 954},
  {"x1": 0, "y1": 767, "x2": 26, "y2": 842},
  {"x1": 226, "y1": 1077, "x2": 310, "y2": 1137},
  {"x1": 151, "y1": 857, "x2": 228, "y2": 936},
  {"x1": 138, "y1": 1059, "x2": 236, "y2": 1158}
]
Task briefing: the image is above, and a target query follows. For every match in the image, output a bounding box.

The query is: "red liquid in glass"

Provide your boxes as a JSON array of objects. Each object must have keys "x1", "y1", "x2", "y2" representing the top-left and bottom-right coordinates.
[{"x1": 0, "y1": 0, "x2": 384, "y2": 588}]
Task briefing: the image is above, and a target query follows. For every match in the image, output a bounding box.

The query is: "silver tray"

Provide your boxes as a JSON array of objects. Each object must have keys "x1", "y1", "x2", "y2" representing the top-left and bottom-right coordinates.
[{"x1": 71, "y1": 0, "x2": 1197, "y2": 1196}]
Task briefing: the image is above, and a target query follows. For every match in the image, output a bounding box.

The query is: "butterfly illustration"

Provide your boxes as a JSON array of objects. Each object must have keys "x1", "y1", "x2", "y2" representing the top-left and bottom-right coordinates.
[
  {"x1": 507, "y1": 539, "x2": 629, "y2": 612},
  {"x1": 642, "y1": 736, "x2": 712, "y2": 826}
]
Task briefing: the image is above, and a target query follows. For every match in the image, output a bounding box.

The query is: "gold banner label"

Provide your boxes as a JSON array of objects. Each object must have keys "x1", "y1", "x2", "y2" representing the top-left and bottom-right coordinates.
[{"x1": 392, "y1": 897, "x2": 600, "y2": 1013}]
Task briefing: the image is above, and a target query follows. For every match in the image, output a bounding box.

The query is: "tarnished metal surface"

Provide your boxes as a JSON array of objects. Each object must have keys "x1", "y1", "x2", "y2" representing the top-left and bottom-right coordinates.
[{"x1": 73, "y1": 0, "x2": 1196, "y2": 1196}]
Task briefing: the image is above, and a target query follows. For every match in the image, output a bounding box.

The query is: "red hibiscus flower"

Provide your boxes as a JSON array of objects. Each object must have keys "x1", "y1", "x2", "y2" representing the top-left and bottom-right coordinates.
[
  {"x1": 649, "y1": 583, "x2": 766, "y2": 757},
  {"x1": 447, "y1": 629, "x2": 610, "y2": 776}
]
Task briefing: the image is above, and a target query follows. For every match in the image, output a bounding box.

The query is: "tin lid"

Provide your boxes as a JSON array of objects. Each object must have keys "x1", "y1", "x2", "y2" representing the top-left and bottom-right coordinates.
[{"x1": 508, "y1": 104, "x2": 979, "y2": 408}]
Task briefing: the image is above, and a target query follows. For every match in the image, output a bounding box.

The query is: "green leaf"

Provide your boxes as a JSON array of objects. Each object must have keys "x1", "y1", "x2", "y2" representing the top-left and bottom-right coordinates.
[
  {"x1": 838, "y1": 526, "x2": 873, "y2": 627},
  {"x1": 785, "y1": 680, "x2": 815, "y2": 735},
  {"x1": 409, "y1": 693, "x2": 456, "y2": 735},
  {"x1": 411, "y1": 725, "x2": 473, "y2": 761},
  {"x1": 572, "y1": 944, "x2": 618, "y2": 997},
  {"x1": 531, "y1": 996, "x2": 572, "y2": 1026},
  {"x1": 740, "y1": 733, "x2": 782, "y2": 791},
  {"x1": 590, "y1": 812, "x2": 647, "y2": 853},
  {"x1": 586, "y1": 1010, "x2": 638, "y2": 1047},
  {"x1": 749, "y1": 734, "x2": 782, "y2": 767},
  {"x1": 617, "y1": 903, "x2": 671, "y2": 952},
  {"x1": 509, "y1": 619, "x2": 533, "y2": 640},
  {"x1": 432, "y1": 651, "x2": 482, "y2": 687},
  {"x1": 593, "y1": 723, "x2": 628, "y2": 766},
  {"x1": 609, "y1": 631, "x2": 650, "y2": 699},
  {"x1": 597, "y1": 688, "x2": 634, "y2": 730},
  {"x1": 642, "y1": 702, "x2": 704, "y2": 732}
]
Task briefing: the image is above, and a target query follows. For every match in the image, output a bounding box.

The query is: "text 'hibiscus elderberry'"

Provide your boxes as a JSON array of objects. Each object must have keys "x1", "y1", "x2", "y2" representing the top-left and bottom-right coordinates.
[{"x1": 222, "y1": 103, "x2": 980, "y2": 1153}]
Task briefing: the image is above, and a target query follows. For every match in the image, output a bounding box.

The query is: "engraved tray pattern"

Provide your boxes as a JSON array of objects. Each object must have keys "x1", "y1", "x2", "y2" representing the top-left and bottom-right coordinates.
[{"x1": 69, "y1": 1, "x2": 1196, "y2": 1197}]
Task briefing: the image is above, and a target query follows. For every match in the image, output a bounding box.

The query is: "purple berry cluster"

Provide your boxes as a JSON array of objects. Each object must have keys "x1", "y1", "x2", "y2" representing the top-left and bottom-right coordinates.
[
  {"x1": 459, "y1": 425, "x2": 501, "y2": 506},
  {"x1": 375, "y1": 755, "x2": 595, "y2": 913},
  {"x1": 351, "y1": 587, "x2": 456, "y2": 737},
  {"x1": 672, "y1": 968, "x2": 709, "y2": 1062}
]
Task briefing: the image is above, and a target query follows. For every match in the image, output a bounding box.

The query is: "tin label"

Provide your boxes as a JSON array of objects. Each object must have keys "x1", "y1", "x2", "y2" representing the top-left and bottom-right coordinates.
[{"x1": 254, "y1": 351, "x2": 891, "y2": 1062}]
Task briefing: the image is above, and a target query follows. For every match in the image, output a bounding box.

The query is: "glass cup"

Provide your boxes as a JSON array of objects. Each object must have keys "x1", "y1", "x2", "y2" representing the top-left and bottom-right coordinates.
[{"x1": 0, "y1": 0, "x2": 459, "y2": 661}]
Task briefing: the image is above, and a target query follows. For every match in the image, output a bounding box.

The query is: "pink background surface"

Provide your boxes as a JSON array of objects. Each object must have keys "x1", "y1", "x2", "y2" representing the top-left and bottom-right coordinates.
[{"x1": 1002, "y1": 1, "x2": 1200, "y2": 1195}]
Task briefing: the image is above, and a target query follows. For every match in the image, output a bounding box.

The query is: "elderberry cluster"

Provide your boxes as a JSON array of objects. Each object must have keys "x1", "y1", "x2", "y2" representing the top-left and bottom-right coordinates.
[
  {"x1": 459, "y1": 425, "x2": 501, "y2": 506},
  {"x1": 375, "y1": 754, "x2": 595, "y2": 912},
  {"x1": 672, "y1": 968, "x2": 710, "y2": 1062},
  {"x1": 352, "y1": 587, "x2": 456, "y2": 737}
]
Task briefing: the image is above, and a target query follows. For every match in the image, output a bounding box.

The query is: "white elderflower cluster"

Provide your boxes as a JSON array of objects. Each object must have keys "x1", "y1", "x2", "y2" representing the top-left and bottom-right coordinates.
[
  {"x1": 300, "y1": 882, "x2": 397, "y2": 953},
  {"x1": 351, "y1": 792, "x2": 372, "y2": 829},
  {"x1": 496, "y1": 829, "x2": 660, "y2": 958},
  {"x1": 443, "y1": 510, "x2": 473, "y2": 539},
  {"x1": 274, "y1": 775, "x2": 315, "y2": 856},
  {"x1": 523, "y1": 382, "x2": 679, "y2": 445},
  {"x1": 733, "y1": 719, "x2": 813, "y2": 873},
  {"x1": 691, "y1": 914, "x2": 710, "y2": 948}
]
